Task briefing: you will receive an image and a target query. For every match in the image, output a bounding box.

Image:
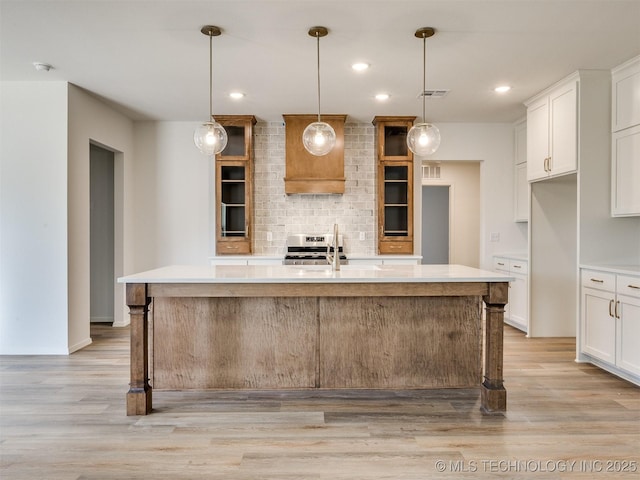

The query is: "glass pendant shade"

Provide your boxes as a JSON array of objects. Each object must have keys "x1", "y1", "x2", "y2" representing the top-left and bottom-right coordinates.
[
  {"x1": 302, "y1": 121, "x2": 336, "y2": 156},
  {"x1": 194, "y1": 121, "x2": 228, "y2": 155},
  {"x1": 407, "y1": 122, "x2": 440, "y2": 156}
]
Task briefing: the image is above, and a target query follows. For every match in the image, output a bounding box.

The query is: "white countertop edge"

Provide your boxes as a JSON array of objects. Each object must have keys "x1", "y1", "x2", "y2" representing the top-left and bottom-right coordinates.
[
  {"x1": 493, "y1": 252, "x2": 528, "y2": 261},
  {"x1": 207, "y1": 255, "x2": 423, "y2": 260},
  {"x1": 118, "y1": 264, "x2": 514, "y2": 284},
  {"x1": 580, "y1": 264, "x2": 640, "y2": 275}
]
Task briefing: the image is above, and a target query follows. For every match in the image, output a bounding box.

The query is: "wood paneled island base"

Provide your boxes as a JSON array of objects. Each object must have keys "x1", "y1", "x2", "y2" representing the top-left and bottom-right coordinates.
[{"x1": 120, "y1": 265, "x2": 510, "y2": 416}]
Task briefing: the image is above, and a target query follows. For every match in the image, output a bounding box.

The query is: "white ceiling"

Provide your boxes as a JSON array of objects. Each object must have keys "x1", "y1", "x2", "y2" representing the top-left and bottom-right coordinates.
[{"x1": 2, "y1": 0, "x2": 639, "y2": 124}]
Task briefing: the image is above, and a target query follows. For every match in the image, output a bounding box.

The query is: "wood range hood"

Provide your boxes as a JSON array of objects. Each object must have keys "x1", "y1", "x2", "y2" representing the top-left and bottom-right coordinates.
[{"x1": 283, "y1": 114, "x2": 347, "y2": 194}]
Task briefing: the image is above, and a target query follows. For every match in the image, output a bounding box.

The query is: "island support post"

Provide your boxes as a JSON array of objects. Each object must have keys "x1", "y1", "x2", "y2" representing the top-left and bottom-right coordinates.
[
  {"x1": 126, "y1": 283, "x2": 152, "y2": 415},
  {"x1": 481, "y1": 281, "x2": 508, "y2": 413}
]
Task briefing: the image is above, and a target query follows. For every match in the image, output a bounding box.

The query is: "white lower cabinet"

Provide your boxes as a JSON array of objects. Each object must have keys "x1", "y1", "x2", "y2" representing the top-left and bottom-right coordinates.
[
  {"x1": 580, "y1": 268, "x2": 640, "y2": 385},
  {"x1": 494, "y1": 255, "x2": 528, "y2": 333}
]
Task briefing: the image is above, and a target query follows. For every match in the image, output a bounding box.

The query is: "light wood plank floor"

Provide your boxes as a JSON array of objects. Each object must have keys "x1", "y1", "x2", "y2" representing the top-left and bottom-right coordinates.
[{"x1": 1, "y1": 324, "x2": 638, "y2": 479}]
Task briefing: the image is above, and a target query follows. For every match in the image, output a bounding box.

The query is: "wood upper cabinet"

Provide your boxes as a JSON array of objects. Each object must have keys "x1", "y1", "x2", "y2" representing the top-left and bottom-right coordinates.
[
  {"x1": 283, "y1": 114, "x2": 347, "y2": 194},
  {"x1": 373, "y1": 116, "x2": 416, "y2": 254},
  {"x1": 215, "y1": 115, "x2": 256, "y2": 255}
]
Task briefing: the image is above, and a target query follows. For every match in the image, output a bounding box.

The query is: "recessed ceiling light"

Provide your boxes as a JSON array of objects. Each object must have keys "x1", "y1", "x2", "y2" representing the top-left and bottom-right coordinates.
[
  {"x1": 375, "y1": 93, "x2": 390, "y2": 101},
  {"x1": 229, "y1": 92, "x2": 245, "y2": 99},
  {"x1": 351, "y1": 62, "x2": 370, "y2": 72},
  {"x1": 494, "y1": 85, "x2": 511, "y2": 93},
  {"x1": 33, "y1": 62, "x2": 53, "y2": 72}
]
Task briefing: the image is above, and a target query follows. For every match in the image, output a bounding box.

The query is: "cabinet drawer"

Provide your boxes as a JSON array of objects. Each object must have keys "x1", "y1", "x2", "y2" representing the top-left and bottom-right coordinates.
[
  {"x1": 379, "y1": 241, "x2": 413, "y2": 255},
  {"x1": 493, "y1": 257, "x2": 509, "y2": 272},
  {"x1": 217, "y1": 242, "x2": 251, "y2": 255},
  {"x1": 618, "y1": 275, "x2": 640, "y2": 298},
  {"x1": 509, "y1": 260, "x2": 528, "y2": 274},
  {"x1": 581, "y1": 270, "x2": 615, "y2": 291}
]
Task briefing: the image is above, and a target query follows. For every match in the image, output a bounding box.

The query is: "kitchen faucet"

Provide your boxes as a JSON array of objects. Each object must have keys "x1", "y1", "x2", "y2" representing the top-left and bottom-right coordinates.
[{"x1": 326, "y1": 223, "x2": 340, "y2": 271}]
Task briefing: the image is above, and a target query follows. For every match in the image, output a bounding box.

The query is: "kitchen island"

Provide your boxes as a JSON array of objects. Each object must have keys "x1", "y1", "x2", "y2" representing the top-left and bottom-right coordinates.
[{"x1": 119, "y1": 264, "x2": 512, "y2": 415}]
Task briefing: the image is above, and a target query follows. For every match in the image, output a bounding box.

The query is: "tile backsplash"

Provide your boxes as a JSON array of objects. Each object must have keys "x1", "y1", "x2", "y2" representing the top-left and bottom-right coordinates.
[{"x1": 252, "y1": 121, "x2": 376, "y2": 255}]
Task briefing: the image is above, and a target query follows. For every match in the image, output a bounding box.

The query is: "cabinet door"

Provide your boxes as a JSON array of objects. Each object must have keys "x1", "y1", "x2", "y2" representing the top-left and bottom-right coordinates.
[
  {"x1": 612, "y1": 125, "x2": 640, "y2": 216},
  {"x1": 216, "y1": 162, "x2": 251, "y2": 254},
  {"x1": 514, "y1": 120, "x2": 527, "y2": 165},
  {"x1": 526, "y1": 97, "x2": 549, "y2": 181},
  {"x1": 548, "y1": 81, "x2": 578, "y2": 177},
  {"x1": 378, "y1": 162, "x2": 413, "y2": 254},
  {"x1": 373, "y1": 117, "x2": 415, "y2": 162},
  {"x1": 493, "y1": 258, "x2": 510, "y2": 321},
  {"x1": 509, "y1": 271, "x2": 528, "y2": 332},
  {"x1": 581, "y1": 287, "x2": 616, "y2": 364},
  {"x1": 514, "y1": 163, "x2": 529, "y2": 222},
  {"x1": 612, "y1": 61, "x2": 640, "y2": 132},
  {"x1": 616, "y1": 294, "x2": 640, "y2": 377}
]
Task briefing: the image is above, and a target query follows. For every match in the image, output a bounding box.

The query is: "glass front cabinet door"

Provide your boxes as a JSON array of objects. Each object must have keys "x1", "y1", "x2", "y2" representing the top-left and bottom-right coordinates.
[
  {"x1": 373, "y1": 116, "x2": 415, "y2": 254},
  {"x1": 215, "y1": 115, "x2": 256, "y2": 254}
]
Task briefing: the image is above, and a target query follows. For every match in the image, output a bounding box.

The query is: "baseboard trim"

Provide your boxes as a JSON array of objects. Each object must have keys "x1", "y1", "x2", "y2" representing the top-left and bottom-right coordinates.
[{"x1": 68, "y1": 337, "x2": 92, "y2": 354}]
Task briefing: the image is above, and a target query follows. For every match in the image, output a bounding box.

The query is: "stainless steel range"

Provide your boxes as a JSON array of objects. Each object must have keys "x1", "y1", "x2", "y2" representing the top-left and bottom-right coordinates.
[{"x1": 283, "y1": 233, "x2": 348, "y2": 266}]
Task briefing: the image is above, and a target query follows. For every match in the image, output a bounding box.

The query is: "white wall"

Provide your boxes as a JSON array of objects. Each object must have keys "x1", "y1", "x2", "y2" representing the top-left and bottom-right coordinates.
[
  {"x1": 132, "y1": 122, "x2": 211, "y2": 271},
  {"x1": 416, "y1": 123, "x2": 528, "y2": 270},
  {"x1": 0, "y1": 82, "x2": 134, "y2": 354},
  {"x1": 67, "y1": 85, "x2": 134, "y2": 341},
  {"x1": 1, "y1": 82, "x2": 70, "y2": 354}
]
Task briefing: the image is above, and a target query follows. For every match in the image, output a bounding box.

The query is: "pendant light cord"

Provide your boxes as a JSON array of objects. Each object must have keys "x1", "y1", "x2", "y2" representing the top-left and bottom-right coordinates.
[
  {"x1": 316, "y1": 31, "x2": 321, "y2": 123},
  {"x1": 421, "y1": 34, "x2": 426, "y2": 123},
  {"x1": 209, "y1": 33, "x2": 213, "y2": 121}
]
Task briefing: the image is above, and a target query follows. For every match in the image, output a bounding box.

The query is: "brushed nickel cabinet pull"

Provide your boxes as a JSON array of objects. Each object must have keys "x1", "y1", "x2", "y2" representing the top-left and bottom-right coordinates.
[
  {"x1": 609, "y1": 299, "x2": 614, "y2": 317},
  {"x1": 513, "y1": 265, "x2": 522, "y2": 269},
  {"x1": 497, "y1": 262, "x2": 505, "y2": 266},
  {"x1": 628, "y1": 284, "x2": 640, "y2": 290},
  {"x1": 615, "y1": 300, "x2": 620, "y2": 319},
  {"x1": 590, "y1": 278, "x2": 604, "y2": 283}
]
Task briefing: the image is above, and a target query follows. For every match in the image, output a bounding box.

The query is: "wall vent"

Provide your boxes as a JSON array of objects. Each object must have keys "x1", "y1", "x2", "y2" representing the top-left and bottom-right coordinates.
[
  {"x1": 422, "y1": 163, "x2": 441, "y2": 179},
  {"x1": 419, "y1": 89, "x2": 449, "y2": 98}
]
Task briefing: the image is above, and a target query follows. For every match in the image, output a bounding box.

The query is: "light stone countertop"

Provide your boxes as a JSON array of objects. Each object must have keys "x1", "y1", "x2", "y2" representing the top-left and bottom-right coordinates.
[{"x1": 119, "y1": 264, "x2": 514, "y2": 284}]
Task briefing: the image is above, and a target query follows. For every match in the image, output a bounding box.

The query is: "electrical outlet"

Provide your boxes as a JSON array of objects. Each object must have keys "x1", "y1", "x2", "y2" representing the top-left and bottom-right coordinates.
[
  {"x1": 490, "y1": 232, "x2": 500, "y2": 242},
  {"x1": 359, "y1": 232, "x2": 366, "y2": 241},
  {"x1": 266, "y1": 231, "x2": 273, "y2": 242}
]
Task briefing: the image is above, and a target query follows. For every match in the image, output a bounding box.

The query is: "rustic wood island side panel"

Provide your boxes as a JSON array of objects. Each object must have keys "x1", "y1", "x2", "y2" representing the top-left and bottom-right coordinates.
[
  {"x1": 152, "y1": 297, "x2": 318, "y2": 389},
  {"x1": 319, "y1": 296, "x2": 482, "y2": 388}
]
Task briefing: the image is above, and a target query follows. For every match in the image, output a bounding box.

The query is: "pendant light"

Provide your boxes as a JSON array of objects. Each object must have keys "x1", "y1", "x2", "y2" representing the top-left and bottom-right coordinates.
[
  {"x1": 302, "y1": 26, "x2": 336, "y2": 156},
  {"x1": 407, "y1": 27, "x2": 441, "y2": 156},
  {"x1": 194, "y1": 25, "x2": 228, "y2": 155}
]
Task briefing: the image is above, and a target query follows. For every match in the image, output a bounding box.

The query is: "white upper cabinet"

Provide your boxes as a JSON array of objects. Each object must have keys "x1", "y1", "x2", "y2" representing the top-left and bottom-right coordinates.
[
  {"x1": 612, "y1": 56, "x2": 640, "y2": 132},
  {"x1": 513, "y1": 119, "x2": 528, "y2": 222},
  {"x1": 611, "y1": 56, "x2": 640, "y2": 217},
  {"x1": 526, "y1": 76, "x2": 578, "y2": 182},
  {"x1": 612, "y1": 126, "x2": 640, "y2": 216}
]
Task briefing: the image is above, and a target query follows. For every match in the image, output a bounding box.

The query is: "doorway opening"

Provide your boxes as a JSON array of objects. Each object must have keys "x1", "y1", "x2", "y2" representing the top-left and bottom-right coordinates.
[
  {"x1": 90, "y1": 144, "x2": 115, "y2": 324},
  {"x1": 419, "y1": 161, "x2": 480, "y2": 268},
  {"x1": 421, "y1": 185, "x2": 450, "y2": 264}
]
